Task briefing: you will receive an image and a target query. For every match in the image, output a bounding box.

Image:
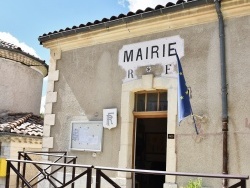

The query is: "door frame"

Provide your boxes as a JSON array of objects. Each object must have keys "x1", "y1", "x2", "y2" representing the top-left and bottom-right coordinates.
[
  {"x1": 117, "y1": 75, "x2": 177, "y2": 185},
  {"x1": 132, "y1": 112, "x2": 168, "y2": 167},
  {"x1": 132, "y1": 114, "x2": 167, "y2": 188}
]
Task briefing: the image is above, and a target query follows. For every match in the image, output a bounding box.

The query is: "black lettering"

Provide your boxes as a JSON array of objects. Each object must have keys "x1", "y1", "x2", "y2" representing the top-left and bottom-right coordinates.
[
  {"x1": 168, "y1": 42, "x2": 176, "y2": 56},
  {"x1": 128, "y1": 69, "x2": 134, "y2": 78},
  {"x1": 163, "y1": 44, "x2": 165, "y2": 57},
  {"x1": 151, "y1": 45, "x2": 159, "y2": 59},
  {"x1": 146, "y1": 47, "x2": 148, "y2": 59},
  {"x1": 136, "y1": 48, "x2": 143, "y2": 61},
  {"x1": 123, "y1": 50, "x2": 133, "y2": 62},
  {"x1": 165, "y1": 64, "x2": 172, "y2": 74}
]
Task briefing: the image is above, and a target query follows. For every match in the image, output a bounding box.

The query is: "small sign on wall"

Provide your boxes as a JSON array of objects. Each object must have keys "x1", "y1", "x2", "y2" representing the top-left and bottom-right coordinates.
[
  {"x1": 103, "y1": 108, "x2": 117, "y2": 130},
  {"x1": 70, "y1": 121, "x2": 103, "y2": 152}
]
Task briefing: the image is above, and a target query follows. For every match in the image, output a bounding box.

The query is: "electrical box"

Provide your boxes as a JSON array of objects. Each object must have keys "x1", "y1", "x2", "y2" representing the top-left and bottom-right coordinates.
[{"x1": 0, "y1": 158, "x2": 7, "y2": 177}]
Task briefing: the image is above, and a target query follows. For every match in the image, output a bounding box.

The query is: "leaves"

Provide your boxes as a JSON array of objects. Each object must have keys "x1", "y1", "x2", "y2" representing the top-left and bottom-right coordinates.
[{"x1": 185, "y1": 178, "x2": 202, "y2": 188}]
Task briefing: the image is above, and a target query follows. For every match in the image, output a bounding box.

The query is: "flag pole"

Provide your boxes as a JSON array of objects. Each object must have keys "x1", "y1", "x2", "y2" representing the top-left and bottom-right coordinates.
[
  {"x1": 175, "y1": 49, "x2": 199, "y2": 135},
  {"x1": 191, "y1": 110, "x2": 199, "y2": 135}
]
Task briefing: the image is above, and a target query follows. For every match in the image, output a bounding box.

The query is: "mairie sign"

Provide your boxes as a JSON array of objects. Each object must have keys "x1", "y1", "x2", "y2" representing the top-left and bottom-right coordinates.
[{"x1": 118, "y1": 35, "x2": 184, "y2": 82}]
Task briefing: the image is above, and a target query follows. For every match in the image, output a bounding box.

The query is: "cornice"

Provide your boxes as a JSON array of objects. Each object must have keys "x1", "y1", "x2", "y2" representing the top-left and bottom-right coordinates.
[
  {"x1": 42, "y1": 0, "x2": 250, "y2": 52},
  {"x1": 0, "y1": 134, "x2": 42, "y2": 144},
  {"x1": 0, "y1": 48, "x2": 48, "y2": 77}
]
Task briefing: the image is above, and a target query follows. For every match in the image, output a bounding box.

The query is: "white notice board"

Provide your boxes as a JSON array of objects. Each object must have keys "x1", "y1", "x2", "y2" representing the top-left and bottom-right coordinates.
[{"x1": 70, "y1": 121, "x2": 103, "y2": 152}]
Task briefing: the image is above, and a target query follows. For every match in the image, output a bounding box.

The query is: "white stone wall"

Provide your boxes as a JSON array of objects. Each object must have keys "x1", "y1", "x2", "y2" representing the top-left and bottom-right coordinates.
[{"x1": 0, "y1": 58, "x2": 43, "y2": 115}]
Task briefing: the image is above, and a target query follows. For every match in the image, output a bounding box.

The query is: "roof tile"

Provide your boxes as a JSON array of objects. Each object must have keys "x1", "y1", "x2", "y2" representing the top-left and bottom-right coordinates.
[
  {"x1": 0, "y1": 39, "x2": 48, "y2": 76},
  {"x1": 38, "y1": 0, "x2": 215, "y2": 44},
  {"x1": 0, "y1": 113, "x2": 43, "y2": 137}
]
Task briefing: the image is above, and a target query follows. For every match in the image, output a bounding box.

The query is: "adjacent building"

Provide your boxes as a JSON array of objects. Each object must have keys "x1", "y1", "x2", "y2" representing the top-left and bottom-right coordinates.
[
  {"x1": 0, "y1": 39, "x2": 48, "y2": 187},
  {"x1": 0, "y1": 39, "x2": 48, "y2": 115}
]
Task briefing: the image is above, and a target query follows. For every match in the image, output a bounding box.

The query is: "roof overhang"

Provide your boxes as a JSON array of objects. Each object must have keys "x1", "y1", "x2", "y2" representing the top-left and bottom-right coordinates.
[
  {"x1": 0, "y1": 46, "x2": 48, "y2": 77},
  {"x1": 39, "y1": 0, "x2": 215, "y2": 45},
  {"x1": 38, "y1": 0, "x2": 250, "y2": 52}
]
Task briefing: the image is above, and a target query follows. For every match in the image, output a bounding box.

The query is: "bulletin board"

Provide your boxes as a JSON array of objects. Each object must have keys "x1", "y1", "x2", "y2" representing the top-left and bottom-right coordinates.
[{"x1": 70, "y1": 121, "x2": 103, "y2": 152}]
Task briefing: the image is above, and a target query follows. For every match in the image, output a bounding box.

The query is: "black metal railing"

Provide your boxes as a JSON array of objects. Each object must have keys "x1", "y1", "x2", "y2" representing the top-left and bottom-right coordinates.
[
  {"x1": 17, "y1": 151, "x2": 78, "y2": 188},
  {"x1": 6, "y1": 159, "x2": 92, "y2": 188},
  {"x1": 94, "y1": 166, "x2": 249, "y2": 188},
  {"x1": 5, "y1": 154, "x2": 249, "y2": 188},
  {"x1": 8, "y1": 151, "x2": 87, "y2": 188}
]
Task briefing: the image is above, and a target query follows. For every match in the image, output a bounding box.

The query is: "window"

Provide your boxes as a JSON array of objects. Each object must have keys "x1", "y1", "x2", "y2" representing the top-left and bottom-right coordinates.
[{"x1": 134, "y1": 91, "x2": 167, "y2": 112}]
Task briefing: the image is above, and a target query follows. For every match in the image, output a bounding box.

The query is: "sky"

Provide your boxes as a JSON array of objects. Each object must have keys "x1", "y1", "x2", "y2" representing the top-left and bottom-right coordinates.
[{"x1": 0, "y1": 0, "x2": 173, "y2": 113}]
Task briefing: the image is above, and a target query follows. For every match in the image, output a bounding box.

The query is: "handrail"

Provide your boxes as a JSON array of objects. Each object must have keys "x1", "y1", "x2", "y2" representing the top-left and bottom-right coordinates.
[
  {"x1": 6, "y1": 158, "x2": 249, "y2": 188},
  {"x1": 6, "y1": 159, "x2": 93, "y2": 168},
  {"x1": 95, "y1": 166, "x2": 249, "y2": 180},
  {"x1": 18, "y1": 151, "x2": 77, "y2": 158},
  {"x1": 95, "y1": 166, "x2": 248, "y2": 188}
]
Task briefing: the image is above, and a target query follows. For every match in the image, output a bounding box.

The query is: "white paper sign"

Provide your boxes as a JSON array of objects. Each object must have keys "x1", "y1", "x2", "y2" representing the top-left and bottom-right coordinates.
[
  {"x1": 70, "y1": 121, "x2": 103, "y2": 152},
  {"x1": 103, "y1": 108, "x2": 117, "y2": 130}
]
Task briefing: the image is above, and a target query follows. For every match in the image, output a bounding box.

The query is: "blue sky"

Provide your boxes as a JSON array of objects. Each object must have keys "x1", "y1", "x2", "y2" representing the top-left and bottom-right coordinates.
[{"x1": 0, "y1": 0, "x2": 172, "y2": 112}]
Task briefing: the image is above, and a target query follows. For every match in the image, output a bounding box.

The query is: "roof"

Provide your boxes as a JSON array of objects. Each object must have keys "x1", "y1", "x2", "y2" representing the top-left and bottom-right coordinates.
[
  {"x1": 38, "y1": 0, "x2": 214, "y2": 44},
  {"x1": 0, "y1": 113, "x2": 44, "y2": 137},
  {"x1": 0, "y1": 39, "x2": 48, "y2": 77}
]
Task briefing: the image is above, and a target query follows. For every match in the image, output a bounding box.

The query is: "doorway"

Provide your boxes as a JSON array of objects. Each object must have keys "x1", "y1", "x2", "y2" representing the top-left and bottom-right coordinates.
[{"x1": 134, "y1": 118, "x2": 167, "y2": 188}]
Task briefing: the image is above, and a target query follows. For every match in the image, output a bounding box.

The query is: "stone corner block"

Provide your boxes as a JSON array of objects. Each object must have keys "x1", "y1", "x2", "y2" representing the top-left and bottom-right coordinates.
[
  {"x1": 51, "y1": 49, "x2": 62, "y2": 61},
  {"x1": 48, "y1": 70, "x2": 59, "y2": 81},
  {"x1": 46, "y1": 92, "x2": 57, "y2": 103},
  {"x1": 44, "y1": 114, "x2": 55, "y2": 126},
  {"x1": 42, "y1": 137, "x2": 54, "y2": 149}
]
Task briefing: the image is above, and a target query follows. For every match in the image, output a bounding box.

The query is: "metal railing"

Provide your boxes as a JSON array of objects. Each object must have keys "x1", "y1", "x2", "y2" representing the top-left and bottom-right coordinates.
[
  {"x1": 12, "y1": 151, "x2": 82, "y2": 188},
  {"x1": 6, "y1": 159, "x2": 92, "y2": 188},
  {"x1": 5, "y1": 154, "x2": 249, "y2": 188},
  {"x1": 94, "y1": 166, "x2": 248, "y2": 188}
]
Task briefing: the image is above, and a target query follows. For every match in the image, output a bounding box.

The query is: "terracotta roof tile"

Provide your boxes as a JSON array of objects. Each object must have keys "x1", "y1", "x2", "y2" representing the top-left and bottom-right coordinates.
[
  {"x1": 38, "y1": 0, "x2": 214, "y2": 44},
  {"x1": 0, "y1": 40, "x2": 22, "y2": 51},
  {"x1": 0, "y1": 113, "x2": 43, "y2": 137},
  {"x1": 0, "y1": 39, "x2": 44, "y2": 64},
  {"x1": 0, "y1": 39, "x2": 48, "y2": 76}
]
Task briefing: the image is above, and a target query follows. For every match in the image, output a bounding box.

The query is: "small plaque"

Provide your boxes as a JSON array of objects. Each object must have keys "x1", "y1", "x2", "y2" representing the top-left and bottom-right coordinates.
[
  {"x1": 103, "y1": 108, "x2": 117, "y2": 130},
  {"x1": 168, "y1": 134, "x2": 175, "y2": 139}
]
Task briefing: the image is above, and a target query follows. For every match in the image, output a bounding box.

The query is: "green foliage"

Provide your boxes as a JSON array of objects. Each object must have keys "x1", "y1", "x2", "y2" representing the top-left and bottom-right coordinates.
[{"x1": 184, "y1": 178, "x2": 202, "y2": 188}]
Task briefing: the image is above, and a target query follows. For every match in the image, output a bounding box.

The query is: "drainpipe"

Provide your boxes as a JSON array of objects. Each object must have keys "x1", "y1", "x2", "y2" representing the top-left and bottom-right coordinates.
[{"x1": 214, "y1": 0, "x2": 228, "y2": 187}]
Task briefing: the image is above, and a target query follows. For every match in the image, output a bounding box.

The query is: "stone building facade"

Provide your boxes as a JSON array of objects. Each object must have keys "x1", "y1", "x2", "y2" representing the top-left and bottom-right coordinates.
[{"x1": 39, "y1": 0, "x2": 250, "y2": 187}]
